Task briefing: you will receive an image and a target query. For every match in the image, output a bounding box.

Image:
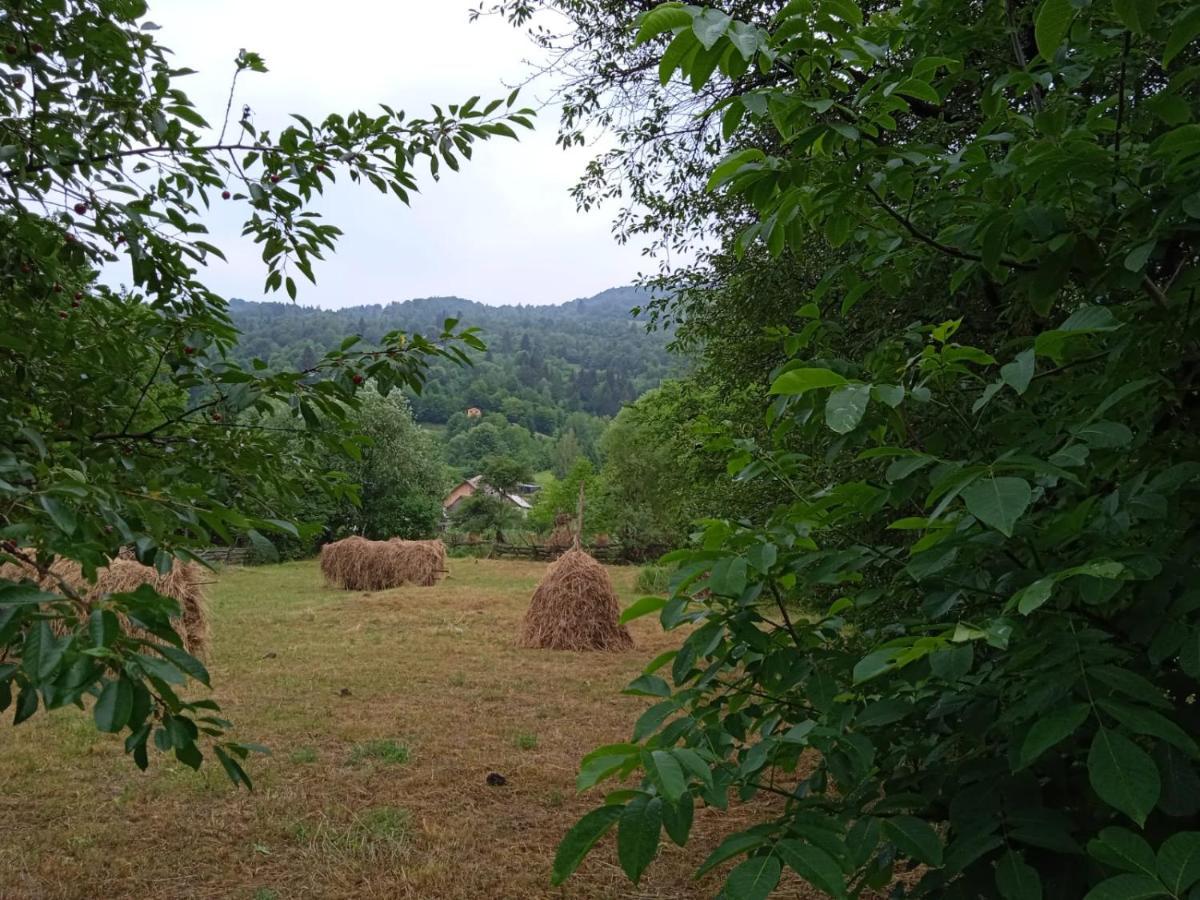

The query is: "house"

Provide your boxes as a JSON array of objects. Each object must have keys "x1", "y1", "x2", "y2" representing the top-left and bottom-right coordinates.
[
  {"x1": 465, "y1": 407, "x2": 483, "y2": 418},
  {"x1": 443, "y1": 475, "x2": 533, "y2": 517}
]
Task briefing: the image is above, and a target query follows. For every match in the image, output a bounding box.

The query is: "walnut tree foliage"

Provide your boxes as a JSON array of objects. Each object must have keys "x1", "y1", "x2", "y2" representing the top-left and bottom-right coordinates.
[
  {"x1": 0, "y1": 0, "x2": 531, "y2": 784},
  {"x1": 553, "y1": 1, "x2": 1200, "y2": 898}
]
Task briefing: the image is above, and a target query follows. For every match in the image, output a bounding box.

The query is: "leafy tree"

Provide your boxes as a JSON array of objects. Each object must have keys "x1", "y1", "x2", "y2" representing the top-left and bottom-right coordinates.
[
  {"x1": 530, "y1": 459, "x2": 608, "y2": 534},
  {"x1": 0, "y1": 0, "x2": 530, "y2": 782},
  {"x1": 556, "y1": 2, "x2": 1200, "y2": 898},
  {"x1": 328, "y1": 388, "x2": 449, "y2": 540},
  {"x1": 452, "y1": 492, "x2": 522, "y2": 543},
  {"x1": 481, "y1": 456, "x2": 532, "y2": 497}
]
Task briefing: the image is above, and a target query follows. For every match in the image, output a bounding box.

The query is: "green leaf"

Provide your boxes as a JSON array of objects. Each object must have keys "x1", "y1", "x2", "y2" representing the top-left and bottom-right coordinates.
[
  {"x1": 648, "y1": 749, "x2": 686, "y2": 802},
  {"x1": 39, "y1": 496, "x2": 77, "y2": 535},
  {"x1": 621, "y1": 596, "x2": 667, "y2": 624},
  {"x1": 0, "y1": 582, "x2": 58, "y2": 606},
  {"x1": 551, "y1": 805, "x2": 623, "y2": 885},
  {"x1": 1088, "y1": 826, "x2": 1157, "y2": 877},
  {"x1": 1088, "y1": 727, "x2": 1161, "y2": 826},
  {"x1": 725, "y1": 854, "x2": 781, "y2": 900},
  {"x1": 1157, "y1": 832, "x2": 1200, "y2": 895},
  {"x1": 155, "y1": 643, "x2": 211, "y2": 687},
  {"x1": 1014, "y1": 578, "x2": 1056, "y2": 615},
  {"x1": 882, "y1": 816, "x2": 943, "y2": 866},
  {"x1": 1112, "y1": 0, "x2": 1159, "y2": 34},
  {"x1": 1019, "y1": 703, "x2": 1090, "y2": 768},
  {"x1": 617, "y1": 794, "x2": 662, "y2": 883},
  {"x1": 94, "y1": 676, "x2": 134, "y2": 733},
  {"x1": 634, "y1": 4, "x2": 692, "y2": 44},
  {"x1": 776, "y1": 839, "x2": 846, "y2": 896},
  {"x1": 961, "y1": 477, "x2": 1032, "y2": 537},
  {"x1": 825, "y1": 384, "x2": 871, "y2": 434},
  {"x1": 1001, "y1": 349, "x2": 1036, "y2": 395},
  {"x1": 996, "y1": 850, "x2": 1043, "y2": 900},
  {"x1": 696, "y1": 830, "x2": 768, "y2": 878},
  {"x1": 691, "y1": 8, "x2": 732, "y2": 49},
  {"x1": 1164, "y1": 6, "x2": 1200, "y2": 66},
  {"x1": 1035, "y1": 0, "x2": 1074, "y2": 58},
  {"x1": 707, "y1": 148, "x2": 767, "y2": 192},
  {"x1": 769, "y1": 368, "x2": 847, "y2": 396},
  {"x1": 1083, "y1": 874, "x2": 1168, "y2": 900},
  {"x1": 1097, "y1": 699, "x2": 1198, "y2": 757},
  {"x1": 89, "y1": 610, "x2": 119, "y2": 648},
  {"x1": 661, "y1": 793, "x2": 694, "y2": 846}
]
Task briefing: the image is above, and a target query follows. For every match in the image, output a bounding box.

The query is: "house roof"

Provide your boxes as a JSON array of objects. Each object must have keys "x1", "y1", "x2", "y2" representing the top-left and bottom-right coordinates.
[{"x1": 443, "y1": 475, "x2": 531, "y2": 510}]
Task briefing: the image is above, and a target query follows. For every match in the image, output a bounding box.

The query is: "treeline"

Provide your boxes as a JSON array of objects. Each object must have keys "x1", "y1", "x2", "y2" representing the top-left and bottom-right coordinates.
[{"x1": 226, "y1": 286, "x2": 680, "y2": 429}]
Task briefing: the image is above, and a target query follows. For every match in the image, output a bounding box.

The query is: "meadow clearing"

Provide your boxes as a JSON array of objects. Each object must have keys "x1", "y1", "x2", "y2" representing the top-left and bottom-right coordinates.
[{"x1": 0, "y1": 557, "x2": 816, "y2": 900}]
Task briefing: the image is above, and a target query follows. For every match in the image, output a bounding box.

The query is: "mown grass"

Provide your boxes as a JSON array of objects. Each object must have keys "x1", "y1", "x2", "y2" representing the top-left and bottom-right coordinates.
[{"x1": 0, "y1": 557, "x2": 815, "y2": 899}]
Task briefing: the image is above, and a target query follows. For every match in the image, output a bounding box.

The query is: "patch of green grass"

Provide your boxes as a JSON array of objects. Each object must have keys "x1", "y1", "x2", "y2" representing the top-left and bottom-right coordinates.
[
  {"x1": 449, "y1": 672, "x2": 466, "y2": 687},
  {"x1": 302, "y1": 807, "x2": 411, "y2": 864},
  {"x1": 513, "y1": 732, "x2": 538, "y2": 750},
  {"x1": 289, "y1": 746, "x2": 318, "y2": 764},
  {"x1": 348, "y1": 739, "x2": 410, "y2": 766},
  {"x1": 635, "y1": 564, "x2": 670, "y2": 595},
  {"x1": 546, "y1": 789, "x2": 564, "y2": 808},
  {"x1": 252, "y1": 890, "x2": 280, "y2": 900}
]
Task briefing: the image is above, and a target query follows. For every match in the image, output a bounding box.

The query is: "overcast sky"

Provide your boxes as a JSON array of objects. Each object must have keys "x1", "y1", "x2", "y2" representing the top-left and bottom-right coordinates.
[{"x1": 140, "y1": 1, "x2": 652, "y2": 308}]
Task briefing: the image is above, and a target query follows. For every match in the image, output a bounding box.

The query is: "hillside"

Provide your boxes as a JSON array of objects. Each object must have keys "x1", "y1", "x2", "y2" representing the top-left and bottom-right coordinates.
[{"x1": 227, "y1": 286, "x2": 679, "y2": 430}]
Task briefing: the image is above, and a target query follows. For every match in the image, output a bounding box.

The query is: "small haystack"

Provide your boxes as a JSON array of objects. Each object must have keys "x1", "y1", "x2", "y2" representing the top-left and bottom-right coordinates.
[
  {"x1": 546, "y1": 512, "x2": 575, "y2": 551},
  {"x1": 0, "y1": 555, "x2": 209, "y2": 656},
  {"x1": 518, "y1": 485, "x2": 632, "y2": 651},
  {"x1": 320, "y1": 535, "x2": 446, "y2": 591}
]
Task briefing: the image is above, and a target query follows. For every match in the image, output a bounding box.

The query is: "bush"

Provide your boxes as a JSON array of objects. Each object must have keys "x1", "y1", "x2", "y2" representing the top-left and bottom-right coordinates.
[{"x1": 634, "y1": 565, "x2": 669, "y2": 595}]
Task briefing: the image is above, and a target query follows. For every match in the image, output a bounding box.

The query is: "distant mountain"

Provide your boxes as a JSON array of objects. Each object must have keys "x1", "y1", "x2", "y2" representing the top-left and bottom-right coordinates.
[{"x1": 225, "y1": 287, "x2": 681, "y2": 427}]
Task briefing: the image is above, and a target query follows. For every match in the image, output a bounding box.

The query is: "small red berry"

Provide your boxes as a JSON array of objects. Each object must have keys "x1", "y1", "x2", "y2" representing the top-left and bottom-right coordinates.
[
  {"x1": 31, "y1": 42, "x2": 43, "y2": 54},
  {"x1": 270, "y1": 174, "x2": 280, "y2": 184},
  {"x1": 352, "y1": 374, "x2": 364, "y2": 385},
  {"x1": 73, "y1": 291, "x2": 83, "y2": 301},
  {"x1": 58, "y1": 311, "x2": 68, "y2": 319},
  {"x1": 64, "y1": 233, "x2": 76, "y2": 243},
  {"x1": 4, "y1": 44, "x2": 16, "y2": 55},
  {"x1": 211, "y1": 413, "x2": 222, "y2": 422},
  {"x1": 316, "y1": 163, "x2": 327, "y2": 173},
  {"x1": 221, "y1": 190, "x2": 231, "y2": 200},
  {"x1": 74, "y1": 202, "x2": 87, "y2": 215},
  {"x1": 71, "y1": 301, "x2": 80, "y2": 308},
  {"x1": 52, "y1": 283, "x2": 62, "y2": 293},
  {"x1": 115, "y1": 234, "x2": 125, "y2": 244},
  {"x1": 184, "y1": 346, "x2": 195, "y2": 355},
  {"x1": 19, "y1": 263, "x2": 30, "y2": 274}
]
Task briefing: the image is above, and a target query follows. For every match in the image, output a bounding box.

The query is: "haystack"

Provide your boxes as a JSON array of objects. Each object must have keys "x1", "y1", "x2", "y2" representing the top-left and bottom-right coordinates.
[
  {"x1": 546, "y1": 512, "x2": 576, "y2": 551},
  {"x1": 320, "y1": 536, "x2": 445, "y2": 591},
  {"x1": 0, "y1": 556, "x2": 209, "y2": 656},
  {"x1": 518, "y1": 485, "x2": 631, "y2": 651},
  {"x1": 517, "y1": 548, "x2": 633, "y2": 651}
]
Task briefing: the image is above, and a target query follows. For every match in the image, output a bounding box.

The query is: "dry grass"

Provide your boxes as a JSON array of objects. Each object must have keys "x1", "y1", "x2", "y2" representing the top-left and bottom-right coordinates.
[
  {"x1": 518, "y1": 548, "x2": 633, "y2": 651},
  {"x1": 0, "y1": 557, "x2": 830, "y2": 900}
]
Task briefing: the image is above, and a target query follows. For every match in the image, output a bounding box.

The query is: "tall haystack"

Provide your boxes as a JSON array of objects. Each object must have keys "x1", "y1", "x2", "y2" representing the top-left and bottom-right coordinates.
[
  {"x1": 0, "y1": 555, "x2": 209, "y2": 656},
  {"x1": 320, "y1": 535, "x2": 446, "y2": 591},
  {"x1": 518, "y1": 485, "x2": 632, "y2": 651}
]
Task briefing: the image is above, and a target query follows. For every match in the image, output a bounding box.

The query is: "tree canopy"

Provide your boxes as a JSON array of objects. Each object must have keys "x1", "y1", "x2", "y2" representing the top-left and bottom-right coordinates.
[{"x1": 0, "y1": 0, "x2": 530, "y2": 783}]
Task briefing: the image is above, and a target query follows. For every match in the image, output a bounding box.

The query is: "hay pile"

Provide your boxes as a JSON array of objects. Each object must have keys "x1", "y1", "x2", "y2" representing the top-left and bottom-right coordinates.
[
  {"x1": 517, "y1": 548, "x2": 633, "y2": 651},
  {"x1": 546, "y1": 512, "x2": 576, "y2": 551},
  {"x1": 0, "y1": 556, "x2": 209, "y2": 656},
  {"x1": 320, "y1": 536, "x2": 446, "y2": 590}
]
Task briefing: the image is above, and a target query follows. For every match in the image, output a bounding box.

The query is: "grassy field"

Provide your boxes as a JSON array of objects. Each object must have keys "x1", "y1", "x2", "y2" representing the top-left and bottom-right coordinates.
[{"x1": 0, "y1": 557, "x2": 808, "y2": 899}]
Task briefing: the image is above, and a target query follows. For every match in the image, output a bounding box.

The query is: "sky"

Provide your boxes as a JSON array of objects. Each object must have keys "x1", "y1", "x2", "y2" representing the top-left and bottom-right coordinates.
[{"x1": 138, "y1": 1, "x2": 654, "y2": 308}]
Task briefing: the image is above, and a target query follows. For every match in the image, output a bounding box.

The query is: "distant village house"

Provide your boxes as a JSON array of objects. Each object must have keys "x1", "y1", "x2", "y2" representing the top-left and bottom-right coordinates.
[
  {"x1": 442, "y1": 475, "x2": 537, "y2": 518},
  {"x1": 465, "y1": 407, "x2": 483, "y2": 418}
]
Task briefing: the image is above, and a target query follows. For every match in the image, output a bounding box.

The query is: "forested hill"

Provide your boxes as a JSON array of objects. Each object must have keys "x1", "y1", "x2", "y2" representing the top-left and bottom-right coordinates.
[{"x1": 226, "y1": 286, "x2": 680, "y2": 430}]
